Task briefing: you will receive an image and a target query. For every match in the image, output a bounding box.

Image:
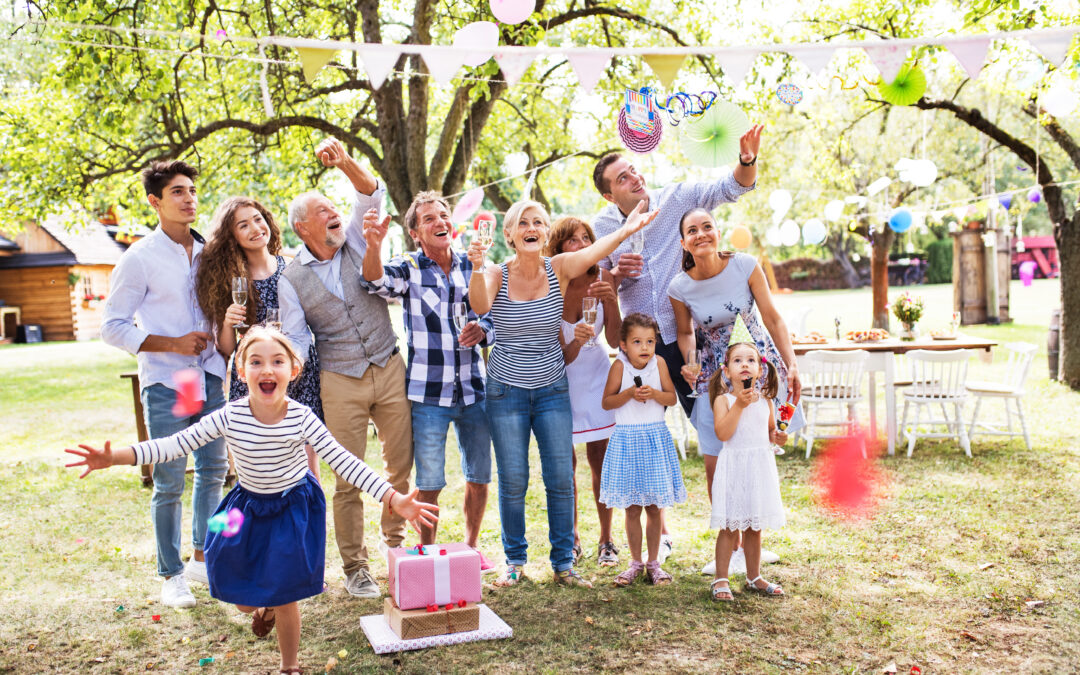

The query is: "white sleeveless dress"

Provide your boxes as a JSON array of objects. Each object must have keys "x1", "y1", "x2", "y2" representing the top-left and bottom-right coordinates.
[
  {"x1": 598, "y1": 353, "x2": 687, "y2": 509},
  {"x1": 561, "y1": 302, "x2": 616, "y2": 443},
  {"x1": 709, "y1": 394, "x2": 786, "y2": 531}
]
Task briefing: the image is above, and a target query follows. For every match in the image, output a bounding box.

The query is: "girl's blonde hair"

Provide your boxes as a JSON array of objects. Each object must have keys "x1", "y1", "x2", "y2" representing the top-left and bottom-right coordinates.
[
  {"x1": 502, "y1": 200, "x2": 549, "y2": 250},
  {"x1": 546, "y1": 216, "x2": 599, "y2": 276},
  {"x1": 236, "y1": 325, "x2": 303, "y2": 373},
  {"x1": 708, "y1": 341, "x2": 779, "y2": 406}
]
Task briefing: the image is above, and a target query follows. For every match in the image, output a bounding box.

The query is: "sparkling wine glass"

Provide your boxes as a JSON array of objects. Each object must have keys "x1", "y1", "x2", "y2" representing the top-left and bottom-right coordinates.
[
  {"x1": 475, "y1": 217, "x2": 495, "y2": 271},
  {"x1": 685, "y1": 349, "x2": 703, "y2": 398},
  {"x1": 264, "y1": 308, "x2": 282, "y2": 331},
  {"x1": 452, "y1": 302, "x2": 470, "y2": 351},
  {"x1": 231, "y1": 277, "x2": 249, "y2": 328},
  {"x1": 581, "y1": 296, "x2": 599, "y2": 347}
]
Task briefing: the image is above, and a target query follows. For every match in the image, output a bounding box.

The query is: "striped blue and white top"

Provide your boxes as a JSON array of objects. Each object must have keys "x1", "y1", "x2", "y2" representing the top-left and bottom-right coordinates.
[
  {"x1": 131, "y1": 399, "x2": 393, "y2": 498},
  {"x1": 486, "y1": 257, "x2": 565, "y2": 389}
]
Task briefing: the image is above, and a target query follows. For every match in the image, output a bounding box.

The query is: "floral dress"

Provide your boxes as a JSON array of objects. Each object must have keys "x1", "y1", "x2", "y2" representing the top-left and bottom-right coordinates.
[{"x1": 229, "y1": 256, "x2": 323, "y2": 420}]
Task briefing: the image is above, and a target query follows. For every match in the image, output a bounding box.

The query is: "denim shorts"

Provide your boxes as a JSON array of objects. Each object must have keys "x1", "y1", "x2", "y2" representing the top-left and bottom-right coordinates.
[{"x1": 411, "y1": 399, "x2": 492, "y2": 491}]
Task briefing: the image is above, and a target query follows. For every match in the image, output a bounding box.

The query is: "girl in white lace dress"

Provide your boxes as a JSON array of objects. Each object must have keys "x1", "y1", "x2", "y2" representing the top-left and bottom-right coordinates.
[{"x1": 708, "y1": 341, "x2": 787, "y2": 601}]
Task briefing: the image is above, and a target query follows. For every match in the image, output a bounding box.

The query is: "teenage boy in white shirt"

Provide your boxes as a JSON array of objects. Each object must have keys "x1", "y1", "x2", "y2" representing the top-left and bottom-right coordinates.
[{"x1": 101, "y1": 160, "x2": 228, "y2": 608}]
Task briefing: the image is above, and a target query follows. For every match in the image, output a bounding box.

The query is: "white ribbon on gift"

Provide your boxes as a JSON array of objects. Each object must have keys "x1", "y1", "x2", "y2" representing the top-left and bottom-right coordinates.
[{"x1": 393, "y1": 546, "x2": 475, "y2": 607}]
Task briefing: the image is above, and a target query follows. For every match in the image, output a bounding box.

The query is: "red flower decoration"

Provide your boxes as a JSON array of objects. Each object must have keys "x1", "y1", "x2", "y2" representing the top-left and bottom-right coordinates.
[
  {"x1": 426, "y1": 604, "x2": 438, "y2": 613},
  {"x1": 457, "y1": 599, "x2": 466, "y2": 608}
]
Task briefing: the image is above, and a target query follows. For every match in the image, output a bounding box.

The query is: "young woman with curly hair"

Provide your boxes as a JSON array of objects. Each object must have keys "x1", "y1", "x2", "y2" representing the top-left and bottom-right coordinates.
[{"x1": 195, "y1": 196, "x2": 324, "y2": 424}]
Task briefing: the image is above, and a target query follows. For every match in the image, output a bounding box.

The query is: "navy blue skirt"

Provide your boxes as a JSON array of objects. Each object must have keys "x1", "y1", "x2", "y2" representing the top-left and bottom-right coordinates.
[{"x1": 205, "y1": 472, "x2": 326, "y2": 607}]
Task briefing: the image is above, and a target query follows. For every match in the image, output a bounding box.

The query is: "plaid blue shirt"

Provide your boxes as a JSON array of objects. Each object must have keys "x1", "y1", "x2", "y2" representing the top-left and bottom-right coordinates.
[{"x1": 362, "y1": 250, "x2": 493, "y2": 406}]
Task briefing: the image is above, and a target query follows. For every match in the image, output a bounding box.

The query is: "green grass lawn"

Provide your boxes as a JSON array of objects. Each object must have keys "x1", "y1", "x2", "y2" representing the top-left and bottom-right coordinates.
[{"x1": 2, "y1": 280, "x2": 1079, "y2": 673}]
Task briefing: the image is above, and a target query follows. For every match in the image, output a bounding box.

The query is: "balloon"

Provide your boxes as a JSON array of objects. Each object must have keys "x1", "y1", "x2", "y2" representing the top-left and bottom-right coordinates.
[
  {"x1": 765, "y1": 226, "x2": 783, "y2": 247},
  {"x1": 824, "y1": 200, "x2": 845, "y2": 222},
  {"x1": 172, "y1": 369, "x2": 203, "y2": 418},
  {"x1": 802, "y1": 218, "x2": 827, "y2": 245},
  {"x1": 768, "y1": 189, "x2": 792, "y2": 219},
  {"x1": 910, "y1": 159, "x2": 937, "y2": 187},
  {"x1": 729, "y1": 225, "x2": 752, "y2": 249},
  {"x1": 1019, "y1": 261, "x2": 1037, "y2": 287},
  {"x1": 1028, "y1": 187, "x2": 1042, "y2": 203},
  {"x1": 888, "y1": 207, "x2": 913, "y2": 233},
  {"x1": 452, "y1": 188, "x2": 485, "y2": 222},
  {"x1": 490, "y1": 0, "x2": 535, "y2": 24},
  {"x1": 779, "y1": 219, "x2": 801, "y2": 246},
  {"x1": 1042, "y1": 80, "x2": 1077, "y2": 117},
  {"x1": 453, "y1": 22, "x2": 499, "y2": 67},
  {"x1": 998, "y1": 193, "x2": 1013, "y2": 210},
  {"x1": 866, "y1": 177, "x2": 891, "y2": 196}
]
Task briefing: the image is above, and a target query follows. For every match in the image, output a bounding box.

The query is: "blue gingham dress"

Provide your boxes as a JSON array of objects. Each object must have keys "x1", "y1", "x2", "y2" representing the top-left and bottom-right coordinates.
[{"x1": 599, "y1": 353, "x2": 687, "y2": 509}]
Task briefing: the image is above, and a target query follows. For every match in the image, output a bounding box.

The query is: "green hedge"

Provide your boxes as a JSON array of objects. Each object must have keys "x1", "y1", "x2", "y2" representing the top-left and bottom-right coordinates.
[{"x1": 926, "y1": 239, "x2": 953, "y2": 284}]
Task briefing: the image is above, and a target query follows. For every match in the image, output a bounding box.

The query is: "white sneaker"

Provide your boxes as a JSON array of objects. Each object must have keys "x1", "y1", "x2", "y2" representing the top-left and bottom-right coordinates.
[
  {"x1": 161, "y1": 576, "x2": 196, "y2": 608},
  {"x1": 729, "y1": 548, "x2": 747, "y2": 575},
  {"x1": 700, "y1": 559, "x2": 716, "y2": 575},
  {"x1": 657, "y1": 535, "x2": 673, "y2": 564},
  {"x1": 761, "y1": 548, "x2": 780, "y2": 564},
  {"x1": 184, "y1": 559, "x2": 208, "y2": 585}
]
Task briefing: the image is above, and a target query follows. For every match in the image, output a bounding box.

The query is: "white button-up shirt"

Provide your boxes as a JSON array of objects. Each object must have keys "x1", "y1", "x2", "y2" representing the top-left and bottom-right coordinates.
[
  {"x1": 101, "y1": 227, "x2": 226, "y2": 398},
  {"x1": 278, "y1": 182, "x2": 385, "y2": 357},
  {"x1": 592, "y1": 172, "x2": 755, "y2": 344}
]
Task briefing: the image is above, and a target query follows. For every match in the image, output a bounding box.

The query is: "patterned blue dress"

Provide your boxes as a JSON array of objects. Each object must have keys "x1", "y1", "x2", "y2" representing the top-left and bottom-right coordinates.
[
  {"x1": 667, "y1": 253, "x2": 804, "y2": 455},
  {"x1": 229, "y1": 256, "x2": 323, "y2": 420}
]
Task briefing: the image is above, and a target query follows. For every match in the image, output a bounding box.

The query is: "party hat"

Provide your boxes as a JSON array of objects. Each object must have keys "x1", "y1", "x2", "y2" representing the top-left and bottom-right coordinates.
[{"x1": 728, "y1": 313, "x2": 753, "y2": 348}]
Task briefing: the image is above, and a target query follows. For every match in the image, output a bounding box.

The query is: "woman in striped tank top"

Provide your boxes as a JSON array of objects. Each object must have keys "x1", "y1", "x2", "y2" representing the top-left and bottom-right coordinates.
[{"x1": 468, "y1": 199, "x2": 657, "y2": 588}]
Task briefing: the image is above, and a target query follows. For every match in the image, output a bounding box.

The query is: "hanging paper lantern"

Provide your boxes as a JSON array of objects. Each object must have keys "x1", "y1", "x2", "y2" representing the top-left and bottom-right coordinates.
[
  {"x1": 765, "y1": 226, "x2": 783, "y2": 247},
  {"x1": 768, "y1": 189, "x2": 792, "y2": 219},
  {"x1": 998, "y1": 193, "x2": 1013, "y2": 210},
  {"x1": 453, "y1": 22, "x2": 499, "y2": 67},
  {"x1": 775, "y1": 83, "x2": 803, "y2": 106},
  {"x1": 823, "y1": 200, "x2": 845, "y2": 222},
  {"x1": 877, "y1": 64, "x2": 927, "y2": 106},
  {"x1": 490, "y1": 0, "x2": 535, "y2": 24},
  {"x1": 888, "y1": 208, "x2": 913, "y2": 233},
  {"x1": 802, "y1": 218, "x2": 827, "y2": 245},
  {"x1": 1028, "y1": 187, "x2": 1042, "y2": 203},
  {"x1": 1042, "y1": 80, "x2": 1078, "y2": 117},
  {"x1": 866, "y1": 177, "x2": 892, "y2": 196},
  {"x1": 729, "y1": 225, "x2": 752, "y2": 249},
  {"x1": 678, "y1": 100, "x2": 749, "y2": 167},
  {"x1": 779, "y1": 219, "x2": 801, "y2": 247}
]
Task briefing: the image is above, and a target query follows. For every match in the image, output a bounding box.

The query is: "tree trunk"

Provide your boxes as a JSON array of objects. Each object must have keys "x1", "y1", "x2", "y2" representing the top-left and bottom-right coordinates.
[
  {"x1": 871, "y1": 228, "x2": 895, "y2": 330},
  {"x1": 826, "y1": 233, "x2": 862, "y2": 288},
  {"x1": 1056, "y1": 211, "x2": 1080, "y2": 387}
]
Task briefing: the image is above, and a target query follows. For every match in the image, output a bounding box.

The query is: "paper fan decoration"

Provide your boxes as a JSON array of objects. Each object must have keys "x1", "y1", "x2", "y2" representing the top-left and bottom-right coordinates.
[
  {"x1": 775, "y1": 83, "x2": 803, "y2": 105},
  {"x1": 877, "y1": 64, "x2": 927, "y2": 106},
  {"x1": 452, "y1": 188, "x2": 485, "y2": 222},
  {"x1": 678, "y1": 100, "x2": 749, "y2": 167},
  {"x1": 618, "y1": 108, "x2": 663, "y2": 154}
]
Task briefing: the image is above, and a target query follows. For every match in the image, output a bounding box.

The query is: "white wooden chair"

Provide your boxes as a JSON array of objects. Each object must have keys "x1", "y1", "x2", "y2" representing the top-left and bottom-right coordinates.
[
  {"x1": 966, "y1": 342, "x2": 1037, "y2": 450},
  {"x1": 665, "y1": 401, "x2": 695, "y2": 460},
  {"x1": 797, "y1": 350, "x2": 869, "y2": 458},
  {"x1": 899, "y1": 349, "x2": 972, "y2": 457}
]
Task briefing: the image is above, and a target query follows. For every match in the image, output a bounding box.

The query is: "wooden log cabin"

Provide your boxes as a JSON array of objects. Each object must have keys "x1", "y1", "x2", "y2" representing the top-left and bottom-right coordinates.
[{"x1": 0, "y1": 218, "x2": 145, "y2": 342}]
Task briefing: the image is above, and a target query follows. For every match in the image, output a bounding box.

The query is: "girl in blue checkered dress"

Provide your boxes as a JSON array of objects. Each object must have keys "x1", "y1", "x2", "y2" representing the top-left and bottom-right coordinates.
[{"x1": 600, "y1": 313, "x2": 687, "y2": 586}]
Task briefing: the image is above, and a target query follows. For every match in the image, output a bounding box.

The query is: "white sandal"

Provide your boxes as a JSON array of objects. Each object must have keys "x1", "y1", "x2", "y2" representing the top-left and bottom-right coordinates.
[
  {"x1": 745, "y1": 575, "x2": 783, "y2": 597},
  {"x1": 710, "y1": 578, "x2": 733, "y2": 602}
]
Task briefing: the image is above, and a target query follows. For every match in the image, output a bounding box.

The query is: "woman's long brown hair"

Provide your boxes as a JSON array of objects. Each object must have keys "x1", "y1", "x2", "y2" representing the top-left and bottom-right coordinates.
[{"x1": 195, "y1": 196, "x2": 282, "y2": 329}]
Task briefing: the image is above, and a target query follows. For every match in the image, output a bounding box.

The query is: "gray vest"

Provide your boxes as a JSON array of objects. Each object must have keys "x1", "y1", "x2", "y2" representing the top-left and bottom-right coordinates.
[{"x1": 281, "y1": 243, "x2": 397, "y2": 379}]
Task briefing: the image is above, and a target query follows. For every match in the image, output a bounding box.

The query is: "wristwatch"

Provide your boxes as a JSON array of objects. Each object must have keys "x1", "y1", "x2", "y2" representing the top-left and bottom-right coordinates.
[{"x1": 739, "y1": 153, "x2": 757, "y2": 167}]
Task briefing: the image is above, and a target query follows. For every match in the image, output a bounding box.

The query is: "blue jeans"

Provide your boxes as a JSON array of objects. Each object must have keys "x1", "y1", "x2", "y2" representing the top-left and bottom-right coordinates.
[
  {"x1": 485, "y1": 375, "x2": 575, "y2": 573},
  {"x1": 142, "y1": 374, "x2": 228, "y2": 578},
  {"x1": 411, "y1": 399, "x2": 492, "y2": 491}
]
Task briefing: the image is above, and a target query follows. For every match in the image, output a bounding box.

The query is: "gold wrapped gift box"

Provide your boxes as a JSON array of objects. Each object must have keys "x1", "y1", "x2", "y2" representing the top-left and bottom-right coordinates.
[{"x1": 383, "y1": 597, "x2": 481, "y2": 640}]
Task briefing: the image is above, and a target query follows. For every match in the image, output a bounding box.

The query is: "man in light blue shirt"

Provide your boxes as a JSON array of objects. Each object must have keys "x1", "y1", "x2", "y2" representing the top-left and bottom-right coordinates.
[{"x1": 101, "y1": 160, "x2": 228, "y2": 609}]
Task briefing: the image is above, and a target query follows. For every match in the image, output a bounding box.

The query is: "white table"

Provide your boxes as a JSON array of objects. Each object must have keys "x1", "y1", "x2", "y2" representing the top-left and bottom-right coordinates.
[{"x1": 794, "y1": 335, "x2": 997, "y2": 455}]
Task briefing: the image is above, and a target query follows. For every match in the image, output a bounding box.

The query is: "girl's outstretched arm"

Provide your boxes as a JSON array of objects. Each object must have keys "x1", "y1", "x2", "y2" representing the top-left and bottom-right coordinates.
[
  {"x1": 651, "y1": 356, "x2": 679, "y2": 407},
  {"x1": 552, "y1": 202, "x2": 659, "y2": 284},
  {"x1": 64, "y1": 441, "x2": 136, "y2": 478},
  {"x1": 385, "y1": 488, "x2": 440, "y2": 532}
]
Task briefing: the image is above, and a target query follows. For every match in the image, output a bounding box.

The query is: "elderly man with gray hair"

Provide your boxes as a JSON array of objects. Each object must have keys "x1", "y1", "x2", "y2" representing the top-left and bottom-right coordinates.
[{"x1": 278, "y1": 138, "x2": 413, "y2": 599}]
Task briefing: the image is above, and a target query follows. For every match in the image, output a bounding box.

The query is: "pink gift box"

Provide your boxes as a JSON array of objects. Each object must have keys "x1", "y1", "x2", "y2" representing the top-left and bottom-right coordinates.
[{"x1": 387, "y1": 543, "x2": 482, "y2": 611}]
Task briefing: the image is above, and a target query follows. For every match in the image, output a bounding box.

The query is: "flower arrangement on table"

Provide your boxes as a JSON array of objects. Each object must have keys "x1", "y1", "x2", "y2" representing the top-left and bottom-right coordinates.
[
  {"x1": 891, "y1": 292, "x2": 924, "y2": 339},
  {"x1": 82, "y1": 293, "x2": 106, "y2": 308}
]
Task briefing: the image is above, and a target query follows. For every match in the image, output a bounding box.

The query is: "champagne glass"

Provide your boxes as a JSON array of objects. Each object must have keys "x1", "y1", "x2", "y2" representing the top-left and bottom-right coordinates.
[
  {"x1": 231, "y1": 277, "x2": 249, "y2": 328},
  {"x1": 475, "y1": 217, "x2": 495, "y2": 271},
  {"x1": 264, "y1": 308, "x2": 282, "y2": 331},
  {"x1": 452, "y1": 302, "x2": 470, "y2": 351},
  {"x1": 630, "y1": 230, "x2": 645, "y2": 255},
  {"x1": 685, "y1": 349, "x2": 703, "y2": 398},
  {"x1": 581, "y1": 296, "x2": 599, "y2": 347}
]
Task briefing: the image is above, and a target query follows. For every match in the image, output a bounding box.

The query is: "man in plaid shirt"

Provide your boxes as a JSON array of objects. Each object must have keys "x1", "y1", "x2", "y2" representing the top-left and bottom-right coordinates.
[{"x1": 360, "y1": 192, "x2": 495, "y2": 569}]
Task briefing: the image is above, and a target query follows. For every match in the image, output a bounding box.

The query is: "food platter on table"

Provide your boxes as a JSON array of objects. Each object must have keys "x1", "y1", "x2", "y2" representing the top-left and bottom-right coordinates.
[
  {"x1": 792, "y1": 331, "x2": 828, "y2": 345},
  {"x1": 929, "y1": 329, "x2": 958, "y2": 340},
  {"x1": 845, "y1": 328, "x2": 890, "y2": 343}
]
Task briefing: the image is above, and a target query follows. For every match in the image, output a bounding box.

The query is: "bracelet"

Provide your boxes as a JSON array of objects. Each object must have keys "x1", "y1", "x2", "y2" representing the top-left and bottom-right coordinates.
[
  {"x1": 739, "y1": 153, "x2": 757, "y2": 167},
  {"x1": 386, "y1": 488, "x2": 397, "y2": 514}
]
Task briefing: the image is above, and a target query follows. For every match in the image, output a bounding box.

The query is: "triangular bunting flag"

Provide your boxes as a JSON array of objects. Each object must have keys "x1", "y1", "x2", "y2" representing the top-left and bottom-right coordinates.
[
  {"x1": 422, "y1": 47, "x2": 469, "y2": 85},
  {"x1": 295, "y1": 47, "x2": 339, "y2": 83},
  {"x1": 359, "y1": 45, "x2": 402, "y2": 90},
  {"x1": 494, "y1": 51, "x2": 535, "y2": 86},
  {"x1": 864, "y1": 42, "x2": 910, "y2": 83},
  {"x1": 716, "y1": 50, "x2": 759, "y2": 87},
  {"x1": 946, "y1": 36, "x2": 992, "y2": 79},
  {"x1": 566, "y1": 50, "x2": 612, "y2": 92},
  {"x1": 728, "y1": 313, "x2": 753, "y2": 347},
  {"x1": 789, "y1": 46, "x2": 835, "y2": 80},
  {"x1": 1028, "y1": 27, "x2": 1077, "y2": 66},
  {"x1": 643, "y1": 54, "x2": 686, "y2": 89}
]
